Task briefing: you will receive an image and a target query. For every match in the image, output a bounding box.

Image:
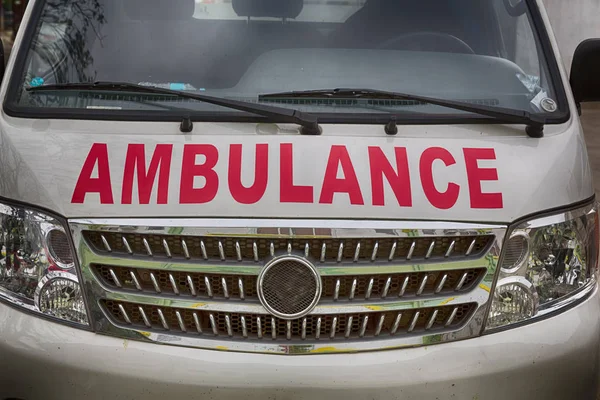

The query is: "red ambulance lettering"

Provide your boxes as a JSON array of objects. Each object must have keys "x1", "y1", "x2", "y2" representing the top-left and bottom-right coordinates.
[
  {"x1": 280, "y1": 143, "x2": 314, "y2": 203},
  {"x1": 463, "y1": 148, "x2": 503, "y2": 209},
  {"x1": 368, "y1": 147, "x2": 412, "y2": 207},
  {"x1": 122, "y1": 144, "x2": 173, "y2": 205},
  {"x1": 228, "y1": 144, "x2": 269, "y2": 205},
  {"x1": 419, "y1": 147, "x2": 460, "y2": 210},
  {"x1": 179, "y1": 144, "x2": 219, "y2": 204},
  {"x1": 71, "y1": 143, "x2": 114, "y2": 204},
  {"x1": 319, "y1": 145, "x2": 364, "y2": 205}
]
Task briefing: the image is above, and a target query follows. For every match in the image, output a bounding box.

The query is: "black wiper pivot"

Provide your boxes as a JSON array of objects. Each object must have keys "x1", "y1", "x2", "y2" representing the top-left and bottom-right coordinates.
[
  {"x1": 260, "y1": 88, "x2": 546, "y2": 138},
  {"x1": 28, "y1": 82, "x2": 322, "y2": 135}
]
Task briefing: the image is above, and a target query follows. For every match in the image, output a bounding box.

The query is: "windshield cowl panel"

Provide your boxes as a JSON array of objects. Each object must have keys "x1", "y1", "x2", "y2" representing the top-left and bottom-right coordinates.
[{"x1": 5, "y1": 0, "x2": 566, "y2": 123}]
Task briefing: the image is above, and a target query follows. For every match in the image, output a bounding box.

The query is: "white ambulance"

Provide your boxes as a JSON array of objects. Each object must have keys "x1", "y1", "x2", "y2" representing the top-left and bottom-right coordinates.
[{"x1": 1, "y1": 0, "x2": 600, "y2": 399}]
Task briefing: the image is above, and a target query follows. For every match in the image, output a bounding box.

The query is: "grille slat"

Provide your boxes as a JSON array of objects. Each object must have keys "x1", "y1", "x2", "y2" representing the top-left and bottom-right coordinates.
[
  {"x1": 84, "y1": 232, "x2": 493, "y2": 264},
  {"x1": 93, "y1": 265, "x2": 485, "y2": 301}
]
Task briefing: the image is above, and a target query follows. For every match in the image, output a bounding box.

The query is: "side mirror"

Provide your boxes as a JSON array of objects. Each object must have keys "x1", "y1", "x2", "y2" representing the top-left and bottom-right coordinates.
[{"x1": 570, "y1": 39, "x2": 600, "y2": 109}]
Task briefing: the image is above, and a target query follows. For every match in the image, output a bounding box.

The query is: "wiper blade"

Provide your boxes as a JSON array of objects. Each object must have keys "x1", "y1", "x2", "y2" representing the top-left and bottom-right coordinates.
[
  {"x1": 259, "y1": 88, "x2": 546, "y2": 138},
  {"x1": 27, "y1": 81, "x2": 321, "y2": 135}
]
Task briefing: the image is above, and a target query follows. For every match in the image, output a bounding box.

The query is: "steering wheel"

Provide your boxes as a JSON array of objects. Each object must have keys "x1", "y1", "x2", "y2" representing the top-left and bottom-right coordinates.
[{"x1": 378, "y1": 32, "x2": 475, "y2": 55}]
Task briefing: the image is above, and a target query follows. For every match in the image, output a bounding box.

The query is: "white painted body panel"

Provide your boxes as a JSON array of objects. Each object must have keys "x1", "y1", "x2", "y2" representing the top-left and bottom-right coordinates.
[{"x1": 1, "y1": 288, "x2": 599, "y2": 399}]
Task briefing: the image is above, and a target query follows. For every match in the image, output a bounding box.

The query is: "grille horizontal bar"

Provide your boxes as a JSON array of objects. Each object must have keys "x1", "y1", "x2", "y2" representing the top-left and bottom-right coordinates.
[
  {"x1": 85, "y1": 232, "x2": 493, "y2": 264},
  {"x1": 93, "y1": 264, "x2": 485, "y2": 301},
  {"x1": 102, "y1": 300, "x2": 476, "y2": 341}
]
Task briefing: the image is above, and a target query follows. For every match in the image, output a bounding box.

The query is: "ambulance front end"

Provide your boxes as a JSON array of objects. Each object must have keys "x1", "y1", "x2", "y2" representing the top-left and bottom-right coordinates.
[{"x1": 1, "y1": 0, "x2": 600, "y2": 399}]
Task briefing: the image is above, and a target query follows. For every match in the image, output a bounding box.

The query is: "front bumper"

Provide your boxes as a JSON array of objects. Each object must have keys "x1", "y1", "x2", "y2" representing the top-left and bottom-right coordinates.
[{"x1": 1, "y1": 288, "x2": 599, "y2": 400}]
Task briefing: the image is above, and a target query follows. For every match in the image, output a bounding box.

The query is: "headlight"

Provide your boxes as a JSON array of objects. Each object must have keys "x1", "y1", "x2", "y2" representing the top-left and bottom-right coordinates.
[
  {"x1": 486, "y1": 203, "x2": 598, "y2": 331},
  {"x1": 0, "y1": 201, "x2": 89, "y2": 327}
]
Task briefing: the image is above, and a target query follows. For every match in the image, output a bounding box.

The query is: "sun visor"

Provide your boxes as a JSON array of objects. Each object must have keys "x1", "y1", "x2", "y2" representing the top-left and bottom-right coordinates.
[
  {"x1": 232, "y1": 0, "x2": 303, "y2": 19},
  {"x1": 124, "y1": 0, "x2": 195, "y2": 20}
]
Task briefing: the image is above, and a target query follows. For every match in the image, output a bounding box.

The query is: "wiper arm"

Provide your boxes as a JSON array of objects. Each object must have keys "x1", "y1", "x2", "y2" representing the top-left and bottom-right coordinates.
[
  {"x1": 27, "y1": 81, "x2": 321, "y2": 135},
  {"x1": 259, "y1": 88, "x2": 546, "y2": 138}
]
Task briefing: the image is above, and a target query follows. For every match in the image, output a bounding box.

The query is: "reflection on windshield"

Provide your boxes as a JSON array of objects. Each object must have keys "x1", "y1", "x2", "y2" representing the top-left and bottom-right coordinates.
[{"x1": 13, "y1": 0, "x2": 558, "y2": 116}]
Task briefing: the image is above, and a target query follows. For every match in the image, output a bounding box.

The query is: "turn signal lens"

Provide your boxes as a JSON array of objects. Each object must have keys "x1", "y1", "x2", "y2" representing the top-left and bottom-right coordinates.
[{"x1": 486, "y1": 203, "x2": 598, "y2": 330}]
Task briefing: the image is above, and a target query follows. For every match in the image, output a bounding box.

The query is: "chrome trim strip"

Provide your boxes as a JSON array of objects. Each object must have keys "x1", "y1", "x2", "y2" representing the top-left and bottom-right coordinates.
[
  {"x1": 359, "y1": 315, "x2": 368, "y2": 337},
  {"x1": 205, "y1": 277, "x2": 213, "y2": 298},
  {"x1": 287, "y1": 320, "x2": 292, "y2": 340},
  {"x1": 435, "y1": 274, "x2": 448, "y2": 294},
  {"x1": 426, "y1": 310, "x2": 438, "y2": 330},
  {"x1": 253, "y1": 242, "x2": 259, "y2": 262},
  {"x1": 349, "y1": 278, "x2": 357, "y2": 300},
  {"x1": 149, "y1": 273, "x2": 161, "y2": 293},
  {"x1": 407, "y1": 241, "x2": 416, "y2": 260},
  {"x1": 301, "y1": 318, "x2": 307, "y2": 340},
  {"x1": 305, "y1": 243, "x2": 310, "y2": 258},
  {"x1": 225, "y1": 315, "x2": 233, "y2": 337},
  {"x1": 122, "y1": 236, "x2": 133, "y2": 255},
  {"x1": 399, "y1": 276, "x2": 409, "y2": 297},
  {"x1": 218, "y1": 241, "x2": 225, "y2": 261},
  {"x1": 391, "y1": 313, "x2": 402, "y2": 335},
  {"x1": 200, "y1": 240, "x2": 208, "y2": 260},
  {"x1": 445, "y1": 241, "x2": 456, "y2": 258},
  {"x1": 382, "y1": 277, "x2": 392, "y2": 299},
  {"x1": 334, "y1": 279, "x2": 340, "y2": 301},
  {"x1": 388, "y1": 241, "x2": 397, "y2": 261},
  {"x1": 100, "y1": 235, "x2": 112, "y2": 252},
  {"x1": 157, "y1": 309, "x2": 169, "y2": 330},
  {"x1": 139, "y1": 306, "x2": 151, "y2": 328},
  {"x1": 345, "y1": 316, "x2": 353, "y2": 338},
  {"x1": 425, "y1": 240, "x2": 435, "y2": 259},
  {"x1": 269, "y1": 242, "x2": 275, "y2": 257},
  {"x1": 142, "y1": 238, "x2": 152, "y2": 257},
  {"x1": 163, "y1": 239, "x2": 172, "y2": 258},
  {"x1": 257, "y1": 316, "x2": 263, "y2": 339},
  {"x1": 181, "y1": 239, "x2": 190, "y2": 259},
  {"x1": 371, "y1": 241, "x2": 379, "y2": 261},
  {"x1": 408, "y1": 311, "x2": 420, "y2": 332},
  {"x1": 130, "y1": 271, "x2": 142, "y2": 291},
  {"x1": 337, "y1": 242, "x2": 344, "y2": 263},
  {"x1": 221, "y1": 277, "x2": 229, "y2": 299},
  {"x1": 353, "y1": 242, "x2": 361, "y2": 262},
  {"x1": 118, "y1": 304, "x2": 131, "y2": 324},
  {"x1": 209, "y1": 313, "x2": 217, "y2": 335},
  {"x1": 375, "y1": 315, "x2": 385, "y2": 336},
  {"x1": 330, "y1": 317, "x2": 338, "y2": 339},
  {"x1": 109, "y1": 268, "x2": 122, "y2": 288},
  {"x1": 466, "y1": 239, "x2": 476, "y2": 256},
  {"x1": 315, "y1": 317, "x2": 322, "y2": 339},
  {"x1": 320, "y1": 243, "x2": 326, "y2": 262},
  {"x1": 235, "y1": 242, "x2": 242, "y2": 261},
  {"x1": 169, "y1": 274, "x2": 179, "y2": 295},
  {"x1": 271, "y1": 318, "x2": 277, "y2": 340},
  {"x1": 176, "y1": 311, "x2": 187, "y2": 332},
  {"x1": 446, "y1": 307, "x2": 458, "y2": 327},
  {"x1": 187, "y1": 275, "x2": 197, "y2": 296},
  {"x1": 365, "y1": 278, "x2": 374, "y2": 300},
  {"x1": 416, "y1": 275, "x2": 428, "y2": 296},
  {"x1": 455, "y1": 272, "x2": 468, "y2": 291},
  {"x1": 193, "y1": 313, "x2": 203, "y2": 334},
  {"x1": 238, "y1": 278, "x2": 245, "y2": 300}
]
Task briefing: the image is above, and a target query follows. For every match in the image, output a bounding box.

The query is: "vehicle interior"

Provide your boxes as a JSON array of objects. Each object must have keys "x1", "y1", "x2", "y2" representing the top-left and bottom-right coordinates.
[{"x1": 34, "y1": 0, "x2": 514, "y2": 90}]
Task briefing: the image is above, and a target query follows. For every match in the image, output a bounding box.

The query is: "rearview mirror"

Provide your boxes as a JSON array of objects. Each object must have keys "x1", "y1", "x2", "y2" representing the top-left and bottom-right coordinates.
[{"x1": 570, "y1": 39, "x2": 600, "y2": 109}]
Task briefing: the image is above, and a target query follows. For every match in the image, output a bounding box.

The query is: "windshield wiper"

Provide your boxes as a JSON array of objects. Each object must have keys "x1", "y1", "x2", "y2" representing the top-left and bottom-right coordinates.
[
  {"x1": 259, "y1": 88, "x2": 547, "y2": 138},
  {"x1": 27, "y1": 81, "x2": 321, "y2": 135}
]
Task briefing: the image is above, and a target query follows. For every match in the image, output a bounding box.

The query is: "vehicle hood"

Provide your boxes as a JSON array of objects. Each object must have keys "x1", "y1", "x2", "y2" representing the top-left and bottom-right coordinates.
[{"x1": 0, "y1": 117, "x2": 592, "y2": 223}]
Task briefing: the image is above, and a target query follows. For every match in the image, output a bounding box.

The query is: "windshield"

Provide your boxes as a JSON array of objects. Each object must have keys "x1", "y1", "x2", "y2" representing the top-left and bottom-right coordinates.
[{"x1": 7, "y1": 0, "x2": 564, "y2": 121}]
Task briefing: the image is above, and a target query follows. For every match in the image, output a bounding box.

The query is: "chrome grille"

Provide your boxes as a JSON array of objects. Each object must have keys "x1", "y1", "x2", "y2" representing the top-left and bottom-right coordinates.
[
  {"x1": 92, "y1": 264, "x2": 485, "y2": 301},
  {"x1": 71, "y1": 219, "x2": 506, "y2": 355},
  {"x1": 84, "y1": 231, "x2": 493, "y2": 264},
  {"x1": 103, "y1": 300, "x2": 476, "y2": 340}
]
